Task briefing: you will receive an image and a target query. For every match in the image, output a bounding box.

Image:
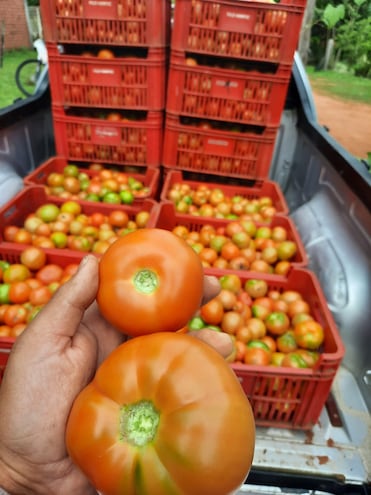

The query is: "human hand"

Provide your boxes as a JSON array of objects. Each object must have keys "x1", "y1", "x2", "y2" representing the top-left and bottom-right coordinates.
[{"x1": 0, "y1": 254, "x2": 230, "y2": 494}]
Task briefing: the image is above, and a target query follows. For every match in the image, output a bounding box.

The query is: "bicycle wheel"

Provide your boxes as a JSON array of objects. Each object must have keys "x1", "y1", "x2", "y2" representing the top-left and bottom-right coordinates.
[{"x1": 15, "y1": 59, "x2": 43, "y2": 97}]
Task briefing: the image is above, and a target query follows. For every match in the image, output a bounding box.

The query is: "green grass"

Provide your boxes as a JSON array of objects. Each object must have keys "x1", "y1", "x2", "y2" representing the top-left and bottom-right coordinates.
[
  {"x1": 306, "y1": 66, "x2": 371, "y2": 105},
  {"x1": 0, "y1": 48, "x2": 35, "y2": 109}
]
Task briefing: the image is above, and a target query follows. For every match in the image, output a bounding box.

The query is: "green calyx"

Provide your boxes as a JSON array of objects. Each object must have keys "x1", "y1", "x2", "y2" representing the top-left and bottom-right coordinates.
[
  {"x1": 133, "y1": 269, "x2": 159, "y2": 295},
  {"x1": 119, "y1": 400, "x2": 160, "y2": 447}
]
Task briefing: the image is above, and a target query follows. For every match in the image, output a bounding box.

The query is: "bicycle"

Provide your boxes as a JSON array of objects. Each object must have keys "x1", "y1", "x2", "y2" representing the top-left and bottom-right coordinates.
[{"x1": 15, "y1": 38, "x2": 48, "y2": 97}]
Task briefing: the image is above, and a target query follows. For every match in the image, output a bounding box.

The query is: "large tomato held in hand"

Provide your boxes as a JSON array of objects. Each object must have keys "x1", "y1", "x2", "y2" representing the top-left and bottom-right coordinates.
[
  {"x1": 66, "y1": 332, "x2": 255, "y2": 495},
  {"x1": 97, "y1": 228, "x2": 204, "y2": 336}
]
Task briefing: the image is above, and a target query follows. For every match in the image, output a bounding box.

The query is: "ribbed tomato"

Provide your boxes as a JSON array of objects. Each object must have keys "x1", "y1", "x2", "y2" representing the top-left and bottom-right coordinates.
[{"x1": 66, "y1": 332, "x2": 255, "y2": 495}]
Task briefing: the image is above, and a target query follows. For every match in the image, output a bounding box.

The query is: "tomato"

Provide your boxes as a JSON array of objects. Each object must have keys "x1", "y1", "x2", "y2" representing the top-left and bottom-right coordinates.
[
  {"x1": 294, "y1": 320, "x2": 325, "y2": 350},
  {"x1": 97, "y1": 229, "x2": 204, "y2": 336},
  {"x1": 221, "y1": 311, "x2": 244, "y2": 335},
  {"x1": 245, "y1": 318, "x2": 266, "y2": 339},
  {"x1": 281, "y1": 352, "x2": 308, "y2": 368},
  {"x1": 187, "y1": 316, "x2": 205, "y2": 331},
  {"x1": 3, "y1": 304, "x2": 28, "y2": 327},
  {"x1": 276, "y1": 330, "x2": 297, "y2": 353},
  {"x1": 36, "y1": 264, "x2": 64, "y2": 285},
  {"x1": 235, "y1": 339, "x2": 247, "y2": 361},
  {"x1": 219, "y1": 273, "x2": 241, "y2": 293},
  {"x1": 29, "y1": 286, "x2": 52, "y2": 306},
  {"x1": 260, "y1": 335, "x2": 277, "y2": 353},
  {"x1": 66, "y1": 333, "x2": 255, "y2": 495},
  {"x1": 2, "y1": 264, "x2": 31, "y2": 283},
  {"x1": 0, "y1": 325, "x2": 11, "y2": 337},
  {"x1": 8, "y1": 281, "x2": 31, "y2": 304},
  {"x1": 200, "y1": 298, "x2": 224, "y2": 325},
  {"x1": 296, "y1": 349, "x2": 320, "y2": 368},
  {"x1": 244, "y1": 279, "x2": 268, "y2": 298},
  {"x1": 20, "y1": 246, "x2": 47, "y2": 270},
  {"x1": 0, "y1": 284, "x2": 10, "y2": 304},
  {"x1": 265, "y1": 311, "x2": 290, "y2": 336},
  {"x1": 244, "y1": 346, "x2": 271, "y2": 366},
  {"x1": 9, "y1": 322, "x2": 27, "y2": 338},
  {"x1": 251, "y1": 302, "x2": 271, "y2": 320},
  {"x1": 287, "y1": 299, "x2": 310, "y2": 318},
  {"x1": 217, "y1": 289, "x2": 237, "y2": 310}
]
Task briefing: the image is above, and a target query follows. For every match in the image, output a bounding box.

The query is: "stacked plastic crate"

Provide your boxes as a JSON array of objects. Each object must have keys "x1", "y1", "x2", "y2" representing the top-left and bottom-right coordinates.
[
  {"x1": 39, "y1": 0, "x2": 171, "y2": 168},
  {"x1": 163, "y1": 0, "x2": 307, "y2": 180}
]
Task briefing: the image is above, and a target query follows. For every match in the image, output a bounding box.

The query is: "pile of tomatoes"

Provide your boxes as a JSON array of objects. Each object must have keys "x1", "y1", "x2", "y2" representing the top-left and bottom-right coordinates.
[
  {"x1": 43, "y1": 163, "x2": 150, "y2": 204},
  {"x1": 2, "y1": 200, "x2": 151, "y2": 255},
  {"x1": 166, "y1": 181, "x2": 278, "y2": 220},
  {"x1": 171, "y1": 220, "x2": 298, "y2": 276},
  {"x1": 187, "y1": 273, "x2": 325, "y2": 369},
  {"x1": 0, "y1": 247, "x2": 79, "y2": 338}
]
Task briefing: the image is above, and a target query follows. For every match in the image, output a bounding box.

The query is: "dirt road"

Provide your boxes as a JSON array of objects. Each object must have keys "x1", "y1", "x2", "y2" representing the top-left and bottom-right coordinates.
[{"x1": 311, "y1": 90, "x2": 371, "y2": 160}]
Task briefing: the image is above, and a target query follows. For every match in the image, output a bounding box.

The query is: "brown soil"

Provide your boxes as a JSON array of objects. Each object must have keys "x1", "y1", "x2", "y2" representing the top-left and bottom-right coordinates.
[{"x1": 311, "y1": 90, "x2": 371, "y2": 159}]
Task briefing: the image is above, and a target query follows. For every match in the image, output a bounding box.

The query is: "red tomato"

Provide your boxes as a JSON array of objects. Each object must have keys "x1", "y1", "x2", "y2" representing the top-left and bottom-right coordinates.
[
  {"x1": 66, "y1": 332, "x2": 255, "y2": 495},
  {"x1": 97, "y1": 229, "x2": 204, "y2": 336}
]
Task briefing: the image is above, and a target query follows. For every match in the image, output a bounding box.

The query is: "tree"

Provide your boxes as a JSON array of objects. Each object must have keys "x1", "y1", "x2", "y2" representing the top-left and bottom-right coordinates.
[{"x1": 298, "y1": 0, "x2": 317, "y2": 65}]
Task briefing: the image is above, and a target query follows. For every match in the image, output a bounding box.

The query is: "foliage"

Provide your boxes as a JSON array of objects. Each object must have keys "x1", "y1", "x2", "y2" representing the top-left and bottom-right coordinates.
[
  {"x1": 0, "y1": 49, "x2": 35, "y2": 109},
  {"x1": 309, "y1": 0, "x2": 371, "y2": 74}
]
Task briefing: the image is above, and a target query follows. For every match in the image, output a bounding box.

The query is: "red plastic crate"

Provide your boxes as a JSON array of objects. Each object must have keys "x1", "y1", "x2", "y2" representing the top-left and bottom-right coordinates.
[
  {"x1": 171, "y1": 0, "x2": 306, "y2": 65},
  {"x1": 24, "y1": 156, "x2": 161, "y2": 202},
  {"x1": 40, "y1": 0, "x2": 171, "y2": 47},
  {"x1": 162, "y1": 113, "x2": 278, "y2": 180},
  {"x1": 166, "y1": 51, "x2": 291, "y2": 126},
  {"x1": 0, "y1": 246, "x2": 90, "y2": 375},
  {"x1": 47, "y1": 44, "x2": 167, "y2": 111},
  {"x1": 161, "y1": 170, "x2": 289, "y2": 215},
  {"x1": 204, "y1": 267, "x2": 345, "y2": 429},
  {"x1": 52, "y1": 106, "x2": 163, "y2": 167},
  {"x1": 153, "y1": 201, "x2": 308, "y2": 269},
  {"x1": 0, "y1": 186, "x2": 159, "y2": 252}
]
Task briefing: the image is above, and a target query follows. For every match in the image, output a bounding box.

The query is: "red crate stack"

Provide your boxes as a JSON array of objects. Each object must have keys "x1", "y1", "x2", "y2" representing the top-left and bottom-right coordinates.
[
  {"x1": 40, "y1": 0, "x2": 171, "y2": 168},
  {"x1": 163, "y1": 0, "x2": 307, "y2": 180}
]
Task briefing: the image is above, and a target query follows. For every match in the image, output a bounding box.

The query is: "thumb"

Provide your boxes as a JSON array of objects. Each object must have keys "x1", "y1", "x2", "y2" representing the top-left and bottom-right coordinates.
[{"x1": 23, "y1": 255, "x2": 100, "y2": 341}]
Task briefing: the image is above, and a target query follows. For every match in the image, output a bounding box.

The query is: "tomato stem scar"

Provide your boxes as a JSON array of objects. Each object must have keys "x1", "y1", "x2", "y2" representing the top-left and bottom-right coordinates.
[
  {"x1": 120, "y1": 400, "x2": 160, "y2": 446},
  {"x1": 133, "y1": 269, "x2": 159, "y2": 294}
]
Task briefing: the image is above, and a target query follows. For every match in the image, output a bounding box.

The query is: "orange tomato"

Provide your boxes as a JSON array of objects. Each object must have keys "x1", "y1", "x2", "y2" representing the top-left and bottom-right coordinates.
[{"x1": 9, "y1": 281, "x2": 32, "y2": 304}]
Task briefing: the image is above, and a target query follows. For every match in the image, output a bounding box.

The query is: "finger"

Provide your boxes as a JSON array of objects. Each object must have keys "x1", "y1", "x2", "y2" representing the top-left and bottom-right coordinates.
[
  {"x1": 25, "y1": 255, "x2": 100, "y2": 340},
  {"x1": 189, "y1": 329, "x2": 234, "y2": 359},
  {"x1": 202, "y1": 275, "x2": 221, "y2": 306},
  {"x1": 83, "y1": 302, "x2": 128, "y2": 364}
]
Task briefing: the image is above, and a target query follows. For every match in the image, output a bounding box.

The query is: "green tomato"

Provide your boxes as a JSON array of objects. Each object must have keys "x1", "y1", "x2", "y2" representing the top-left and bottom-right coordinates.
[
  {"x1": 120, "y1": 190, "x2": 134, "y2": 205},
  {"x1": 187, "y1": 316, "x2": 205, "y2": 331},
  {"x1": 0, "y1": 261, "x2": 10, "y2": 272},
  {"x1": 103, "y1": 192, "x2": 121, "y2": 204},
  {"x1": 0, "y1": 283, "x2": 10, "y2": 304}
]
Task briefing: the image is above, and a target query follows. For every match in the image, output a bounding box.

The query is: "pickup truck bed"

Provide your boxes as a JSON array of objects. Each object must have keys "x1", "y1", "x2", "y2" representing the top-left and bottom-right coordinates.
[{"x1": 0, "y1": 53, "x2": 370, "y2": 494}]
